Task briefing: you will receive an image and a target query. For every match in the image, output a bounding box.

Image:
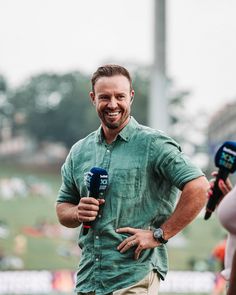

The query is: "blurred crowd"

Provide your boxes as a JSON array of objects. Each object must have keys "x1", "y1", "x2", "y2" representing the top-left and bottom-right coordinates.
[{"x1": 0, "y1": 176, "x2": 52, "y2": 199}]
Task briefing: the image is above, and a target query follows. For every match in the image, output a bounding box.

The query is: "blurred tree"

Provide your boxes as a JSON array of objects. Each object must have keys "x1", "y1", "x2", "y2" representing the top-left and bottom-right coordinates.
[
  {"x1": 0, "y1": 75, "x2": 7, "y2": 93},
  {"x1": 0, "y1": 75, "x2": 14, "y2": 142},
  {"x1": 9, "y1": 72, "x2": 99, "y2": 147}
]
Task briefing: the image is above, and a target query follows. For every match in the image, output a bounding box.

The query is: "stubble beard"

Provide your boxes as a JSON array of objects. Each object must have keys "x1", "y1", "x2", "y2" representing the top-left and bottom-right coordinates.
[{"x1": 102, "y1": 112, "x2": 129, "y2": 130}]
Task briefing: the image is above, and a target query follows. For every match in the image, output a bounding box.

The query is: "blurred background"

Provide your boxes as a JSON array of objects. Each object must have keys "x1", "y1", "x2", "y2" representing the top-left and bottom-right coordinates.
[{"x1": 0, "y1": 0, "x2": 236, "y2": 294}]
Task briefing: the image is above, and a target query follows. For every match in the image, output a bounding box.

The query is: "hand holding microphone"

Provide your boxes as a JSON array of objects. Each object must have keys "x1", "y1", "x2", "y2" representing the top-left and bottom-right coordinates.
[
  {"x1": 204, "y1": 141, "x2": 236, "y2": 220},
  {"x1": 82, "y1": 167, "x2": 108, "y2": 235},
  {"x1": 209, "y1": 171, "x2": 232, "y2": 196}
]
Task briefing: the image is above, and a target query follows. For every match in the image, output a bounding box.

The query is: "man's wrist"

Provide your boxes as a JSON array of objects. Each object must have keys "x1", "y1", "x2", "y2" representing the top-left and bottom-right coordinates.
[
  {"x1": 152, "y1": 228, "x2": 168, "y2": 244},
  {"x1": 73, "y1": 206, "x2": 81, "y2": 226}
]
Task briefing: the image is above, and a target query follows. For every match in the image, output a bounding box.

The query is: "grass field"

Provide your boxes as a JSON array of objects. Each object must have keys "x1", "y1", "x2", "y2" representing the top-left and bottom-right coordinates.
[
  {"x1": 0, "y1": 162, "x2": 227, "y2": 295},
  {"x1": 0, "y1": 162, "x2": 79, "y2": 271}
]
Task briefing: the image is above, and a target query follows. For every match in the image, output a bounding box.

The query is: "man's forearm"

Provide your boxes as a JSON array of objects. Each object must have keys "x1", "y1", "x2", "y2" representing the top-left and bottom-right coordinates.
[
  {"x1": 161, "y1": 176, "x2": 209, "y2": 240},
  {"x1": 56, "y1": 202, "x2": 81, "y2": 228}
]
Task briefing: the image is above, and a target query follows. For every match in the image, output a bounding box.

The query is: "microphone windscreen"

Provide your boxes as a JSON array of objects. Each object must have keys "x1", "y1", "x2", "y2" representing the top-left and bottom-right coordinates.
[
  {"x1": 215, "y1": 141, "x2": 236, "y2": 173},
  {"x1": 84, "y1": 167, "x2": 108, "y2": 196}
]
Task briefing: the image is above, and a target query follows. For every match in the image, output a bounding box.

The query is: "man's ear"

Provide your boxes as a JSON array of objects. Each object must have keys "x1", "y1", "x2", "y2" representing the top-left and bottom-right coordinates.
[
  {"x1": 90, "y1": 91, "x2": 96, "y2": 105},
  {"x1": 130, "y1": 89, "x2": 135, "y2": 103}
]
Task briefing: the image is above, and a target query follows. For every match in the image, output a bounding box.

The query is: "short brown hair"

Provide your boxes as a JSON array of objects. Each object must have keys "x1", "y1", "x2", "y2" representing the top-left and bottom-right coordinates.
[{"x1": 91, "y1": 64, "x2": 132, "y2": 93}]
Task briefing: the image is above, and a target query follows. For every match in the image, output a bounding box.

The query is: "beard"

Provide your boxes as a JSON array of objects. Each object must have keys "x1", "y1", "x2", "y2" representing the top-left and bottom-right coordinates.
[
  {"x1": 100, "y1": 111, "x2": 130, "y2": 130},
  {"x1": 104, "y1": 121, "x2": 121, "y2": 129}
]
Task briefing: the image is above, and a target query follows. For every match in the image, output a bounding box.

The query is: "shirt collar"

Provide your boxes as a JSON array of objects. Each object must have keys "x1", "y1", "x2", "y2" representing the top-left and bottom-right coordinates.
[{"x1": 95, "y1": 116, "x2": 139, "y2": 144}]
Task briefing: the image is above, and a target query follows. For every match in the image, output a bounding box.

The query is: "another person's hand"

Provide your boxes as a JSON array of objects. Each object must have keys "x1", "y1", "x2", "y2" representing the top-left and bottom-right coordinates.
[
  {"x1": 116, "y1": 227, "x2": 159, "y2": 260},
  {"x1": 208, "y1": 171, "x2": 233, "y2": 199},
  {"x1": 76, "y1": 197, "x2": 105, "y2": 223}
]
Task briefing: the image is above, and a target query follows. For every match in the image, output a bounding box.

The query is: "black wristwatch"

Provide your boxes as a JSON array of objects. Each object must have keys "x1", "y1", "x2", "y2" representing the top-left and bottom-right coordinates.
[{"x1": 153, "y1": 228, "x2": 168, "y2": 244}]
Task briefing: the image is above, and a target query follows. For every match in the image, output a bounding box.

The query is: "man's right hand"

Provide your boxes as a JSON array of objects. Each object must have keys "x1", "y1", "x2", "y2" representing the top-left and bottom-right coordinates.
[
  {"x1": 56, "y1": 198, "x2": 105, "y2": 228},
  {"x1": 77, "y1": 197, "x2": 105, "y2": 223}
]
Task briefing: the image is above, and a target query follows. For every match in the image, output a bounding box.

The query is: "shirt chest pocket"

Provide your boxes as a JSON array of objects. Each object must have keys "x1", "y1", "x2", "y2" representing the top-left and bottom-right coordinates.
[{"x1": 112, "y1": 168, "x2": 141, "y2": 199}]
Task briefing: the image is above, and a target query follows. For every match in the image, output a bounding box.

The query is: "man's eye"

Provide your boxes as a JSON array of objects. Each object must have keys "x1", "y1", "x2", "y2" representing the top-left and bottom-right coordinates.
[
  {"x1": 99, "y1": 96, "x2": 109, "y2": 100},
  {"x1": 117, "y1": 95, "x2": 125, "y2": 100}
]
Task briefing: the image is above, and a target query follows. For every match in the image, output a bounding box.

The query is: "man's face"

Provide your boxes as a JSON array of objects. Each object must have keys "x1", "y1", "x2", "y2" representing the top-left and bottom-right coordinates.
[{"x1": 90, "y1": 75, "x2": 134, "y2": 130}]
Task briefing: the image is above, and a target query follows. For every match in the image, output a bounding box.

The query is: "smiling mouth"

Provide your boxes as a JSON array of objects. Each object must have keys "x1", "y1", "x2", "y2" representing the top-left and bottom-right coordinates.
[{"x1": 105, "y1": 111, "x2": 121, "y2": 117}]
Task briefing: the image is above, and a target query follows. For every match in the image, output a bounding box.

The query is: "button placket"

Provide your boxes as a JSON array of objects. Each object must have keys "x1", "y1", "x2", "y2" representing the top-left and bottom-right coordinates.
[
  {"x1": 102, "y1": 145, "x2": 113, "y2": 171},
  {"x1": 93, "y1": 232, "x2": 102, "y2": 290}
]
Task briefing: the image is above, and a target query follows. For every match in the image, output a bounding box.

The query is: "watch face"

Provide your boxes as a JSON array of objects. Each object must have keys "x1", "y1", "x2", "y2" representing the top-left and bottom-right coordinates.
[
  {"x1": 154, "y1": 228, "x2": 163, "y2": 239},
  {"x1": 153, "y1": 228, "x2": 168, "y2": 244}
]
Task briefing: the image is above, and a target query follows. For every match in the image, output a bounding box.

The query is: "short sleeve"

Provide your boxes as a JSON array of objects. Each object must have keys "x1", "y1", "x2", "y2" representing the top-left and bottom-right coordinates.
[
  {"x1": 151, "y1": 135, "x2": 204, "y2": 190},
  {"x1": 57, "y1": 150, "x2": 80, "y2": 204}
]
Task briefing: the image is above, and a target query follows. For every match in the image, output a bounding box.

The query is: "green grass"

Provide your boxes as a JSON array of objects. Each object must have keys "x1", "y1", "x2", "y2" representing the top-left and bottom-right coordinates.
[
  {"x1": 168, "y1": 216, "x2": 226, "y2": 271},
  {"x1": 0, "y1": 162, "x2": 79, "y2": 270}
]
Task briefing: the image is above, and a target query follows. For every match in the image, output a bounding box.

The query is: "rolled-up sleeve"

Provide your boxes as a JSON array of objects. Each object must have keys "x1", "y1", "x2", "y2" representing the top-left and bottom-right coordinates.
[
  {"x1": 152, "y1": 136, "x2": 204, "y2": 190},
  {"x1": 57, "y1": 151, "x2": 80, "y2": 204}
]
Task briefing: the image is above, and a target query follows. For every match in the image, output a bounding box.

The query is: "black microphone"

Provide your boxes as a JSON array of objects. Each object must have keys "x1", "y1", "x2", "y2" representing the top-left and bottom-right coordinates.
[
  {"x1": 204, "y1": 141, "x2": 236, "y2": 220},
  {"x1": 82, "y1": 167, "x2": 108, "y2": 235}
]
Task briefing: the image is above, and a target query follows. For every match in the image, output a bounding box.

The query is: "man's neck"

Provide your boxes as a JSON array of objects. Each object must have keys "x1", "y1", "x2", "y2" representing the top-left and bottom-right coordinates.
[
  {"x1": 102, "y1": 128, "x2": 119, "y2": 144},
  {"x1": 102, "y1": 117, "x2": 130, "y2": 144}
]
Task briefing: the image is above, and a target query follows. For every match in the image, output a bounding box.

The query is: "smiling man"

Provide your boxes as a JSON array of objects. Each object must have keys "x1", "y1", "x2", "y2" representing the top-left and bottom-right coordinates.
[
  {"x1": 90, "y1": 67, "x2": 134, "y2": 142},
  {"x1": 56, "y1": 64, "x2": 209, "y2": 295}
]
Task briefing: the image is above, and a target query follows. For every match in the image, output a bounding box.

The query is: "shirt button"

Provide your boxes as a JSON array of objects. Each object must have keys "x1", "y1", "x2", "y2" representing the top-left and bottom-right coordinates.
[
  {"x1": 96, "y1": 236, "x2": 99, "y2": 239},
  {"x1": 98, "y1": 215, "x2": 101, "y2": 218},
  {"x1": 107, "y1": 149, "x2": 110, "y2": 153},
  {"x1": 95, "y1": 258, "x2": 99, "y2": 261}
]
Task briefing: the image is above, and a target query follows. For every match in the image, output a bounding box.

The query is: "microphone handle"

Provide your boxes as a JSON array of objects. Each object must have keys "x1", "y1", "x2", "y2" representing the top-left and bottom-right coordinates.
[
  {"x1": 82, "y1": 192, "x2": 99, "y2": 235},
  {"x1": 204, "y1": 169, "x2": 229, "y2": 220},
  {"x1": 82, "y1": 223, "x2": 91, "y2": 235}
]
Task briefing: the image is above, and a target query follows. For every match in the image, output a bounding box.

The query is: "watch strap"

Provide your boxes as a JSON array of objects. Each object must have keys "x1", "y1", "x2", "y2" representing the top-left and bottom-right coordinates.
[{"x1": 157, "y1": 235, "x2": 168, "y2": 244}]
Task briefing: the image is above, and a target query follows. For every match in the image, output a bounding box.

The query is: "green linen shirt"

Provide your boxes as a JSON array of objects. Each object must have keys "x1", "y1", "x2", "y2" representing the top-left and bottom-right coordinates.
[{"x1": 57, "y1": 116, "x2": 203, "y2": 295}]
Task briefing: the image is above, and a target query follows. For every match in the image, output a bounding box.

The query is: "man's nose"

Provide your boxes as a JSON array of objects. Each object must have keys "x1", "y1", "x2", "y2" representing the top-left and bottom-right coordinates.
[{"x1": 107, "y1": 97, "x2": 118, "y2": 108}]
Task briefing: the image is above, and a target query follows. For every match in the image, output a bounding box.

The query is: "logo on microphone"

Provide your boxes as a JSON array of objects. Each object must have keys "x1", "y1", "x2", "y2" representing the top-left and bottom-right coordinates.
[
  {"x1": 215, "y1": 142, "x2": 236, "y2": 173},
  {"x1": 219, "y1": 149, "x2": 236, "y2": 170},
  {"x1": 99, "y1": 175, "x2": 109, "y2": 191}
]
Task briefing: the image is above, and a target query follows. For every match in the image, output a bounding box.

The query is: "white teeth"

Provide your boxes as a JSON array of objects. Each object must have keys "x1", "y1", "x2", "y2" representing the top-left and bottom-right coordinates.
[{"x1": 107, "y1": 112, "x2": 119, "y2": 116}]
